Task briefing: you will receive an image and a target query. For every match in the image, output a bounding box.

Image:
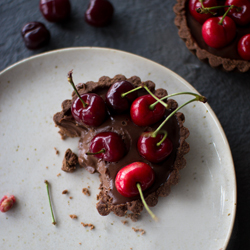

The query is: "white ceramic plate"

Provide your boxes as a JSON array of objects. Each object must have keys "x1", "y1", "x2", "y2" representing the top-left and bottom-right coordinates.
[{"x1": 0, "y1": 47, "x2": 236, "y2": 250}]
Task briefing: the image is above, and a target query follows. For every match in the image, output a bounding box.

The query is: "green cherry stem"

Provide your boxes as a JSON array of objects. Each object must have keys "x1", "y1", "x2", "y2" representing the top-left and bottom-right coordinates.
[
  {"x1": 121, "y1": 86, "x2": 143, "y2": 98},
  {"x1": 149, "y1": 92, "x2": 202, "y2": 110},
  {"x1": 86, "y1": 148, "x2": 106, "y2": 155},
  {"x1": 144, "y1": 85, "x2": 168, "y2": 109},
  {"x1": 67, "y1": 70, "x2": 87, "y2": 108},
  {"x1": 219, "y1": 5, "x2": 235, "y2": 25},
  {"x1": 152, "y1": 95, "x2": 207, "y2": 137},
  {"x1": 154, "y1": 130, "x2": 168, "y2": 147},
  {"x1": 198, "y1": 0, "x2": 205, "y2": 8},
  {"x1": 136, "y1": 183, "x2": 158, "y2": 222},
  {"x1": 44, "y1": 180, "x2": 56, "y2": 225}
]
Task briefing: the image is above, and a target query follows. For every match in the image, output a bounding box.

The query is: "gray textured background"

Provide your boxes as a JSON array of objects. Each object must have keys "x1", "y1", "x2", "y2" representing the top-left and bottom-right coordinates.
[{"x1": 1, "y1": 0, "x2": 250, "y2": 249}]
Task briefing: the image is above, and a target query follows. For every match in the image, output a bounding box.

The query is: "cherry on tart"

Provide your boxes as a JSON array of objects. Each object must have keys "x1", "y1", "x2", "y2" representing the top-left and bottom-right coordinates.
[
  {"x1": 85, "y1": 0, "x2": 114, "y2": 27},
  {"x1": 189, "y1": 0, "x2": 218, "y2": 24},
  {"x1": 86, "y1": 132, "x2": 126, "y2": 162},
  {"x1": 39, "y1": 0, "x2": 71, "y2": 22},
  {"x1": 105, "y1": 81, "x2": 140, "y2": 113},
  {"x1": 238, "y1": 34, "x2": 250, "y2": 60},
  {"x1": 21, "y1": 22, "x2": 50, "y2": 50},
  {"x1": 225, "y1": 0, "x2": 250, "y2": 26},
  {"x1": 137, "y1": 131, "x2": 173, "y2": 163},
  {"x1": 202, "y1": 8, "x2": 236, "y2": 49},
  {"x1": 68, "y1": 71, "x2": 106, "y2": 127}
]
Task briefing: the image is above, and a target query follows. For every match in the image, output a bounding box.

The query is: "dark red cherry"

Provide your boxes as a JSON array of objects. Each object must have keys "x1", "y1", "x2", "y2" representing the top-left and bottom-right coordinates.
[
  {"x1": 115, "y1": 162, "x2": 155, "y2": 198},
  {"x1": 137, "y1": 132, "x2": 173, "y2": 163},
  {"x1": 87, "y1": 132, "x2": 126, "y2": 162},
  {"x1": 238, "y1": 34, "x2": 250, "y2": 60},
  {"x1": 106, "y1": 81, "x2": 138, "y2": 113},
  {"x1": 130, "y1": 95, "x2": 165, "y2": 127},
  {"x1": 189, "y1": 0, "x2": 218, "y2": 24},
  {"x1": 71, "y1": 93, "x2": 106, "y2": 127},
  {"x1": 85, "y1": 0, "x2": 114, "y2": 27},
  {"x1": 21, "y1": 22, "x2": 50, "y2": 50},
  {"x1": 225, "y1": 0, "x2": 250, "y2": 26},
  {"x1": 39, "y1": 0, "x2": 71, "y2": 22}
]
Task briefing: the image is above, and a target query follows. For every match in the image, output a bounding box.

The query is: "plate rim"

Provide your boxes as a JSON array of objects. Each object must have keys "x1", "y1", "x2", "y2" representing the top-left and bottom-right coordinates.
[{"x1": 0, "y1": 46, "x2": 237, "y2": 248}]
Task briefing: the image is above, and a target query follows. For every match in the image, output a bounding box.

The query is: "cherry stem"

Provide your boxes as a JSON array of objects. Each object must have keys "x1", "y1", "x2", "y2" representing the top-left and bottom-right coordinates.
[
  {"x1": 44, "y1": 180, "x2": 56, "y2": 225},
  {"x1": 153, "y1": 95, "x2": 207, "y2": 137},
  {"x1": 86, "y1": 148, "x2": 106, "y2": 155},
  {"x1": 136, "y1": 183, "x2": 158, "y2": 222},
  {"x1": 67, "y1": 70, "x2": 87, "y2": 108},
  {"x1": 219, "y1": 5, "x2": 235, "y2": 25},
  {"x1": 151, "y1": 130, "x2": 168, "y2": 147},
  {"x1": 121, "y1": 86, "x2": 142, "y2": 98},
  {"x1": 198, "y1": 0, "x2": 205, "y2": 9},
  {"x1": 144, "y1": 86, "x2": 168, "y2": 109},
  {"x1": 149, "y1": 91, "x2": 201, "y2": 110}
]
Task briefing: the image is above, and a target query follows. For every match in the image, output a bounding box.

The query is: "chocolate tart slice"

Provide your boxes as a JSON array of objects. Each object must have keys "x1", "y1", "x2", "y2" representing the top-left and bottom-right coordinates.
[
  {"x1": 53, "y1": 74, "x2": 190, "y2": 219},
  {"x1": 174, "y1": 0, "x2": 250, "y2": 72}
]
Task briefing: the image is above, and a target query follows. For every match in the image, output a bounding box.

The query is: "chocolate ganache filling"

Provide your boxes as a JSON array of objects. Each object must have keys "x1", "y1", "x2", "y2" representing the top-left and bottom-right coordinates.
[{"x1": 53, "y1": 75, "x2": 190, "y2": 217}]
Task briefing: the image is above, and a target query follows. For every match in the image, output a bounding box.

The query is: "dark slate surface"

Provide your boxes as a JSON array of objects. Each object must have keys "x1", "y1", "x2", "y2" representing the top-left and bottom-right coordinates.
[{"x1": 1, "y1": 0, "x2": 249, "y2": 249}]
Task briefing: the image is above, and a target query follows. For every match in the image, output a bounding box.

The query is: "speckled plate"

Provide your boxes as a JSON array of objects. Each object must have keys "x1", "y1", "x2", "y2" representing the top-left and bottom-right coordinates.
[{"x1": 0, "y1": 47, "x2": 236, "y2": 250}]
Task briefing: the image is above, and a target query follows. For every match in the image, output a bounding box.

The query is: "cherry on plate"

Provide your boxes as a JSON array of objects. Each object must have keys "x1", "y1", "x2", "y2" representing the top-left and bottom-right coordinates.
[
  {"x1": 21, "y1": 22, "x2": 50, "y2": 50},
  {"x1": 40, "y1": 0, "x2": 71, "y2": 22},
  {"x1": 238, "y1": 34, "x2": 250, "y2": 60}
]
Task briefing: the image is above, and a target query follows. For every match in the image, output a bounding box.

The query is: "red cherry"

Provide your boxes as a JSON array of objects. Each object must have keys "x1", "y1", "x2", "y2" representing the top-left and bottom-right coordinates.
[
  {"x1": 130, "y1": 95, "x2": 165, "y2": 127},
  {"x1": 202, "y1": 16, "x2": 236, "y2": 48},
  {"x1": 39, "y1": 0, "x2": 71, "y2": 22},
  {"x1": 115, "y1": 162, "x2": 155, "y2": 198},
  {"x1": 0, "y1": 195, "x2": 16, "y2": 213},
  {"x1": 21, "y1": 22, "x2": 50, "y2": 50},
  {"x1": 137, "y1": 132, "x2": 173, "y2": 163},
  {"x1": 71, "y1": 93, "x2": 106, "y2": 126},
  {"x1": 238, "y1": 34, "x2": 250, "y2": 60},
  {"x1": 225, "y1": 0, "x2": 250, "y2": 26},
  {"x1": 85, "y1": 0, "x2": 114, "y2": 27},
  {"x1": 105, "y1": 81, "x2": 138, "y2": 113},
  {"x1": 189, "y1": 0, "x2": 218, "y2": 24},
  {"x1": 87, "y1": 132, "x2": 126, "y2": 162}
]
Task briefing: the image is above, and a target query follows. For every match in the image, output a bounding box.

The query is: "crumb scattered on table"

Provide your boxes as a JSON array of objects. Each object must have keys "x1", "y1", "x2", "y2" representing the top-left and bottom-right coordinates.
[
  {"x1": 62, "y1": 148, "x2": 78, "y2": 173},
  {"x1": 54, "y1": 147, "x2": 59, "y2": 155},
  {"x1": 46, "y1": 166, "x2": 48, "y2": 169},
  {"x1": 57, "y1": 173, "x2": 61, "y2": 177},
  {"x1": 69, "y1": 196, "x2": 73, "y2": 199},
  {"x1": 121, "y1": 220, "x2": 128, "y2": 225},
  {"x1": 132, "y1": 227, "x2": 145, "y2": 235},
  {"x1": 69, "y1": 214, "x2": 77, "y2": 219},
  {"x1": 62, "y1": 190, "x2": 68, "y2": 194},
  {"x1": 82, "y1": 188, "x2": 90, "y2": 196},
  {"x1": 126, "y1": 213, "x2": 139, "y2": 222},
  {"x1": 81, "y1": 222, "x2": 95, "y2": 230}
]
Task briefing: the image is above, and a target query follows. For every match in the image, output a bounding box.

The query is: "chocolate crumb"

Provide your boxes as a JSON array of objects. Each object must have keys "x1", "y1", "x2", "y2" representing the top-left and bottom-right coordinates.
[
  {"x1": 69, "y1": 196, "x2": 73, "y2": 199},
  {"x1": 46, "y1": 166, "x2": 48, "y2": 169},
  {"x1": 62, "y1": 190, "x2": 68, "y2": 194},
  {"x1": 62, "y1": 149, "x2": 78, "y2": 173},
  {"x1": 132, "y1": 227, "x2": 145, "y2": 235},
  {"x1": 81, "y1": 222, "x2": 95, "y2": 230},
  {"x1": 54, "y1": 147, "x2": 59, "y2": 155},
  {"x1": 121, "y1": 220, "x2": 128, "y2": 225},
  {"x1": 82, "y1": 188, "x2": 90, "y2": 196},
  {"x1": 57, "y1": 173, "x2": 61, "y2": 177},
  {"x1": 79, "y1": 243, "x2": 82, "y2": 245},
  {"x1": 69, "y1": 214, "x2": 77, "y2": 219},
  {"x1": 96, "y1": 194, "x2": 100, "y2": 200}
]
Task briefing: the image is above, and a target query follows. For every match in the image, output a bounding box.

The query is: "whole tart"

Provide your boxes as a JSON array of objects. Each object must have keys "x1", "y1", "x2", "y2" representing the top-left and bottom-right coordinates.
[
  {"x1": 174, "y1": 0, "x2": 250, "y2": 72},
  {"x1": 53, "y1": 74, "x2": 190, "y2": 219}
]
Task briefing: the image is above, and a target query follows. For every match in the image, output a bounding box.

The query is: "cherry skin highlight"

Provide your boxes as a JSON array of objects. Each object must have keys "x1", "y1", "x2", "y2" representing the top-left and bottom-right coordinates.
[
  {"x1": 202, "y1": 16, "x2": 236, "y2": 48},
  {"x1": 238, "y1": 34, "x2": 250, "y2": 60},
  {"x1": 21, "y1": 22, "x2": 50, "y2": 50},
  {"x1": 39, "y1": 0, "x2": 71, "y2": 22},
  {"x1": 137, "y1": 132, "x2": 173, "y2": 163},
  {"x1": 85, "y1": 0, "x2": 114, "y2": 27},
  {"x1": 106, "y1": 81, "x2": 138, "y2": 113},
  {"x1": 130, "y1": 95, "x2": 166, "y2": 127},
  {"x1": 71, "y1": 93, "x2": 106, "y2": 127},
  {"x1": 115, "y1": 162, "x2": 155, "y2": 198},
  {"x1": 189, "y1": 0, "x2": 218, "y2": 24},
  {"x1": 88, "y1": 132, "x2": 126, "y2": 162},
  {"x1": 225, "y1": 0, "x2": 250, "y2": 26}
]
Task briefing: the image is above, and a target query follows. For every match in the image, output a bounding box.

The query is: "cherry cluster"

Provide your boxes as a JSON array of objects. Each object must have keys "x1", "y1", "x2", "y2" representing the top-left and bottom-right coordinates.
[
  {"x1": 21, "y1": 0, "x2": 114, "y2": 50},
  {"x1": 67, "y1": 71, "x2": 206, "y2": 219},
  {"x1": 189, "y1": 0, "x2": 250, "y2": 60}
]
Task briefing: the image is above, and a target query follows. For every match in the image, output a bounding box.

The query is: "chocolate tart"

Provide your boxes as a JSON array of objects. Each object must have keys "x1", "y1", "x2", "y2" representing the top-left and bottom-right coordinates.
[
  {"x1": 174, "y1": 0, "x2": 250, "y2": 72},
  {"x1": 53, "y1": 74, "x2": 190, "y2": 219}
]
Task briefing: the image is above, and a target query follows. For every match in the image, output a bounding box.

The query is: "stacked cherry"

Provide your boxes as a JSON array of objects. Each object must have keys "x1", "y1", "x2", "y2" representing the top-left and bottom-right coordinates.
[
  {"x1": 189, "y1": 0, "x2": 250, "y2": 60},
  {"x1": 22, "y1": 0, "x2": 114, "y2": 50},
  {"x1": 68, "y1": 70, "x2": 207, "y2": 220}
]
